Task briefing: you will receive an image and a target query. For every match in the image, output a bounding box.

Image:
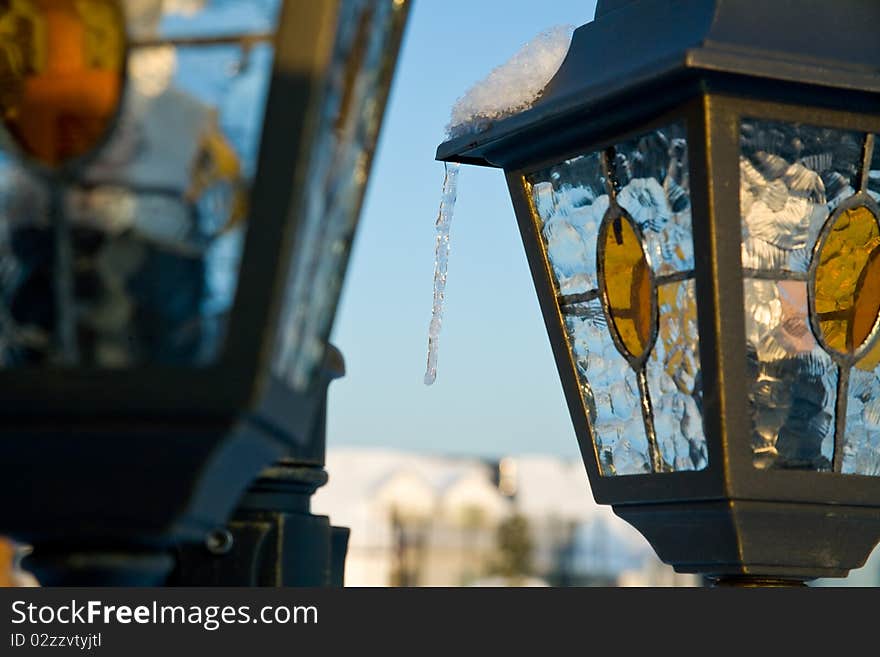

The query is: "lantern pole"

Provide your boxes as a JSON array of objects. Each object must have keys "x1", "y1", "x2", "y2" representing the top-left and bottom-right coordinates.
[
  {"x1": 712, "y1": 577, "x2": 808, "y2": 588},
  {"x1": 169, "y1": 346, "x2": 349, "y2": 587},
  {"x1": 17, "y1": 346, "x2": 347, "y2": 588}
]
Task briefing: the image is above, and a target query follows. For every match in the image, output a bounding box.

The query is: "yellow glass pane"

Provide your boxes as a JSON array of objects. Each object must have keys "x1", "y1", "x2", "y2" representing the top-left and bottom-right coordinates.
[
  {"x1": 601, "y1": 214, "x2": 654, "y2": 360},
  {"x1": 0, "y1": 0, "x2": 125, "y2": 167},
  {"x1": 814, "y1": 205, "x2": 880, "y2": 356},
  {"x1": 854, "y1": 247, "x2": 880, "y2": 370}
]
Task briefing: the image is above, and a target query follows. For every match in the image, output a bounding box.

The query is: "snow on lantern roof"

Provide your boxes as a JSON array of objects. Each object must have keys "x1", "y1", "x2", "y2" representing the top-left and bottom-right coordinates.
[
  {"x1": 438, "y1": 0, "x2": 880, "y2": 169},
  {"x1": 445, "y1": 25, "x2": 575, "y2": 140}
]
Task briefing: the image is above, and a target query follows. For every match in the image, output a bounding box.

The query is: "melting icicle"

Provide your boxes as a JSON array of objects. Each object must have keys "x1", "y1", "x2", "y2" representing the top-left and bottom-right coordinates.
[
  {"x1": 424, "y1": 162, "x2": 460, "y2": 385},
  {"x1": 423, "y1": 24, "x2": 574, "y2": 385}
]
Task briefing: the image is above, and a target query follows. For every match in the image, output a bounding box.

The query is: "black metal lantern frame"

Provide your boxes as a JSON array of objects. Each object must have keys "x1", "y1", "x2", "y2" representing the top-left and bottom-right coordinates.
[{"x1": 437, "y1": 0, "x2": 880, "y2": 580}]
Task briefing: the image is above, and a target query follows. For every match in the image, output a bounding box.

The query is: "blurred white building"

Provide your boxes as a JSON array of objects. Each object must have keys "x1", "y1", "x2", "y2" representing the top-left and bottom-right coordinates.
[{"x1": 312, "y1": 447, "x2": 698, "y2": 587}]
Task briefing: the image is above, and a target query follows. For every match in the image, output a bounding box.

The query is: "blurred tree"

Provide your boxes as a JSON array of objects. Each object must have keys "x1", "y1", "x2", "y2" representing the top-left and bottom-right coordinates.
[
  {"x1": 457, "y1": 504, "x2": 489, "y2": 586},
  {"x1": 0, "y1": 537, "x2": 37, "y2": 587},
  {"x1": 389, "y1": 507, "x2": 428, "y2": 587},
  {"x1": 492, "y1": 513, "x2": 533, "y2": 585}
]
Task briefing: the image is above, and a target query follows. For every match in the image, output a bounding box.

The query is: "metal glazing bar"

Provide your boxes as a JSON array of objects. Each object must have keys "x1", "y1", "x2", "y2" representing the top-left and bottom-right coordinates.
[
  {"x1": 72, "y1": 183, "x2": 187, "y2": 198},
  {"x1": 817, "y1": 308, "x2": 855, "y2": 322},
  {"x1": 636, "y1": 367, "x2": 664, "y2": 473},
  {"x1": 561, "y1": 305, "x2": 604, "y2": 318},
  {"x1": 50, "y1": 184, "x2": 78, "y2": 366},
  {"x1": 130, "y1": 32, "x2": 275, "y2": 50},
  {"x1": 559, "y1": 270, "x2": 695, "y2": 309},
  {"x1": 559, "y1": 289, "x2": 600, "y2": 306},
  {"x1": 742, "y1": 268, "x2": 809, "y2": 281},
  {"x1": 860, "y1": 133, "x2": 876, "y2": 193},
  {"x1": 833, "y1": 364, "x2": 850, "y2": 473},
  {"x1": 655, "y1": 269, "x2": 694, "y2": 286},
  {"x1": 601, "y1": 148, "x2": 619, "y2": 203}
]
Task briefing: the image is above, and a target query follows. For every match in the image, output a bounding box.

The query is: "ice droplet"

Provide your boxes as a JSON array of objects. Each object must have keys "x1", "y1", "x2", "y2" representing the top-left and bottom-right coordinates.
[{"x1": 424, "y1": 162, "x2": 460, "y2": 385}]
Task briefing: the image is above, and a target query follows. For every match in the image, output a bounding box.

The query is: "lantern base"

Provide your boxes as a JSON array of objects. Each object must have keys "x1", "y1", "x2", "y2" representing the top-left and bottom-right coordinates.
[
  {"x1": 711, "y1": 576, "x2": 808, "y2": 587},
  {"x1": 614, "y1": 499, "x2": 880, "y2": 581}
]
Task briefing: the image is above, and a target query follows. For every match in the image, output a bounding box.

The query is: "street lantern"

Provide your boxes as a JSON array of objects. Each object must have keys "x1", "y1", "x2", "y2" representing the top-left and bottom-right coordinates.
[
  {"x1": 0, "y1": 0, "x2": 408, "y2": 584},
  {"x1": 437, "y1": 0, "x2": 880, "y2": 584}
]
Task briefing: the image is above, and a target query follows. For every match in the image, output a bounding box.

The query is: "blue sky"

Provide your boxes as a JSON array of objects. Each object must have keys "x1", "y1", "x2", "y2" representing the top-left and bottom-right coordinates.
[{"x1": 327, "y1": 0, "x2": 599, "y2": 459}]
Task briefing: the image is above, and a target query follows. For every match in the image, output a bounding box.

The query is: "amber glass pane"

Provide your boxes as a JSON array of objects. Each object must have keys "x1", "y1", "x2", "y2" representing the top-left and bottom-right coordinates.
[
  {"x1": 600, "y1": 213, "x2": 654, "y2": 360},
  {"x1": 0, "y1": 0, "x2": 125, "y2": 167},
  {"x1": 853, "y1": 247, "x2": 880, "y2": 346},
  {"x1": 853, "y1": 247, "x2": 880, "y2": 370},
  {"x1": 813, "y1": 205, "x2": 880, "y2": 357}
]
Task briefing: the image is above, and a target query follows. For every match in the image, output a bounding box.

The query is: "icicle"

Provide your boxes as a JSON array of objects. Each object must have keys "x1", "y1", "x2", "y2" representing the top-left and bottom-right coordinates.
[{"x1": 424, "y1": 162, "x2": 460, "y2": 385}]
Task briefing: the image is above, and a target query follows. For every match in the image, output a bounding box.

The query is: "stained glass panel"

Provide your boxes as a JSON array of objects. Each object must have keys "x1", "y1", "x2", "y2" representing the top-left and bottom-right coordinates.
[
  {"x1": 740, "y1": 118, "x2": 880, "y2": 475},
  {"x1": 526, "y1": 121, "x2": 707, "y2": 476}
]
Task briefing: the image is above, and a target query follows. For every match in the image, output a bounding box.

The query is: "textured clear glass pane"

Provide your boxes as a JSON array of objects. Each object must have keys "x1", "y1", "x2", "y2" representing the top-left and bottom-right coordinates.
[
  {"x1": 740, "y1": 119, "x2": 863, "y2": 273},
  {"x1": 614, "y1": 122, "x2": 694, "y2": 276},
  {"x1": 272, "y1": 0, "x2": 406, "y2": 391},
  {"x1": 527, "y1": 152, "x2": 606, "y2": 296},
  {"x1": 867, "y1": 135, "x2": 880, "y2": 201},
  {"x1": 0, "y1": 3, "x2": 279, "y2": 366},
  {"x1": 743, "y1": 278, "x2": 836, "y2": 469},
  {"x1": 564, "y1": 302, "x2": 651, "y2": 476},
  {"x1": 527, "y1": 122, "x2": 693, "y2": 297},
  {"x1": 844, "y1": 367, "x2": 880, "y2": 476},
  {"x1": 647, "y1": 279, "x2": 707, "y2": 471},
  {"x1": 527, "y1": 121, "x2": 706, "y2": 476},
  {"x1": 128, "y1": 0, "x2": 283, "y2": 39}
]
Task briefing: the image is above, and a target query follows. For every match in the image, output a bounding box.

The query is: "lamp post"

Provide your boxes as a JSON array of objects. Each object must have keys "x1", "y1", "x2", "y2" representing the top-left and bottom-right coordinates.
[
  {"x1": 0, "y1": 0, "x2": 409, "y2": 585},
  {"x1": 437, "y1": 0, "x2": 880, "y2": 585},
  {"x1": 168, "y1": 344, "x2": 350, "y2": 587}
]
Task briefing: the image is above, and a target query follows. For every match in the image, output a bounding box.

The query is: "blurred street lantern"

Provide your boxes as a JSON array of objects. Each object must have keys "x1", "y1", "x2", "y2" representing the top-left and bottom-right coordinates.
[
  {"x1": 437, "y1": 0, "x2": 880, "y2": 585},
  {"x1": 0, "y1": 0, "x2": 408, "y2": 585},
  {"x1": 0, "y1": 538, "x2": 17, "y2": 587},
  {"x1": 0, "y1": 538, "x2": 37, "y2": 587}
]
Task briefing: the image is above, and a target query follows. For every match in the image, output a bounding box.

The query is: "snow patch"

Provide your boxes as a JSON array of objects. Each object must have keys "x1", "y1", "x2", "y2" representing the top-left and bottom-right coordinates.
[{"x1": 446, "y1": 25, "x2": 575, "y2": 138}]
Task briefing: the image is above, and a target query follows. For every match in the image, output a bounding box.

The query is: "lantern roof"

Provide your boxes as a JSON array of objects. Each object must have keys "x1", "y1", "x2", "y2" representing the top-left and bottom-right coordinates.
[{"x1": 437, "y1": 0, "x2": 880, "y2": 168}]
